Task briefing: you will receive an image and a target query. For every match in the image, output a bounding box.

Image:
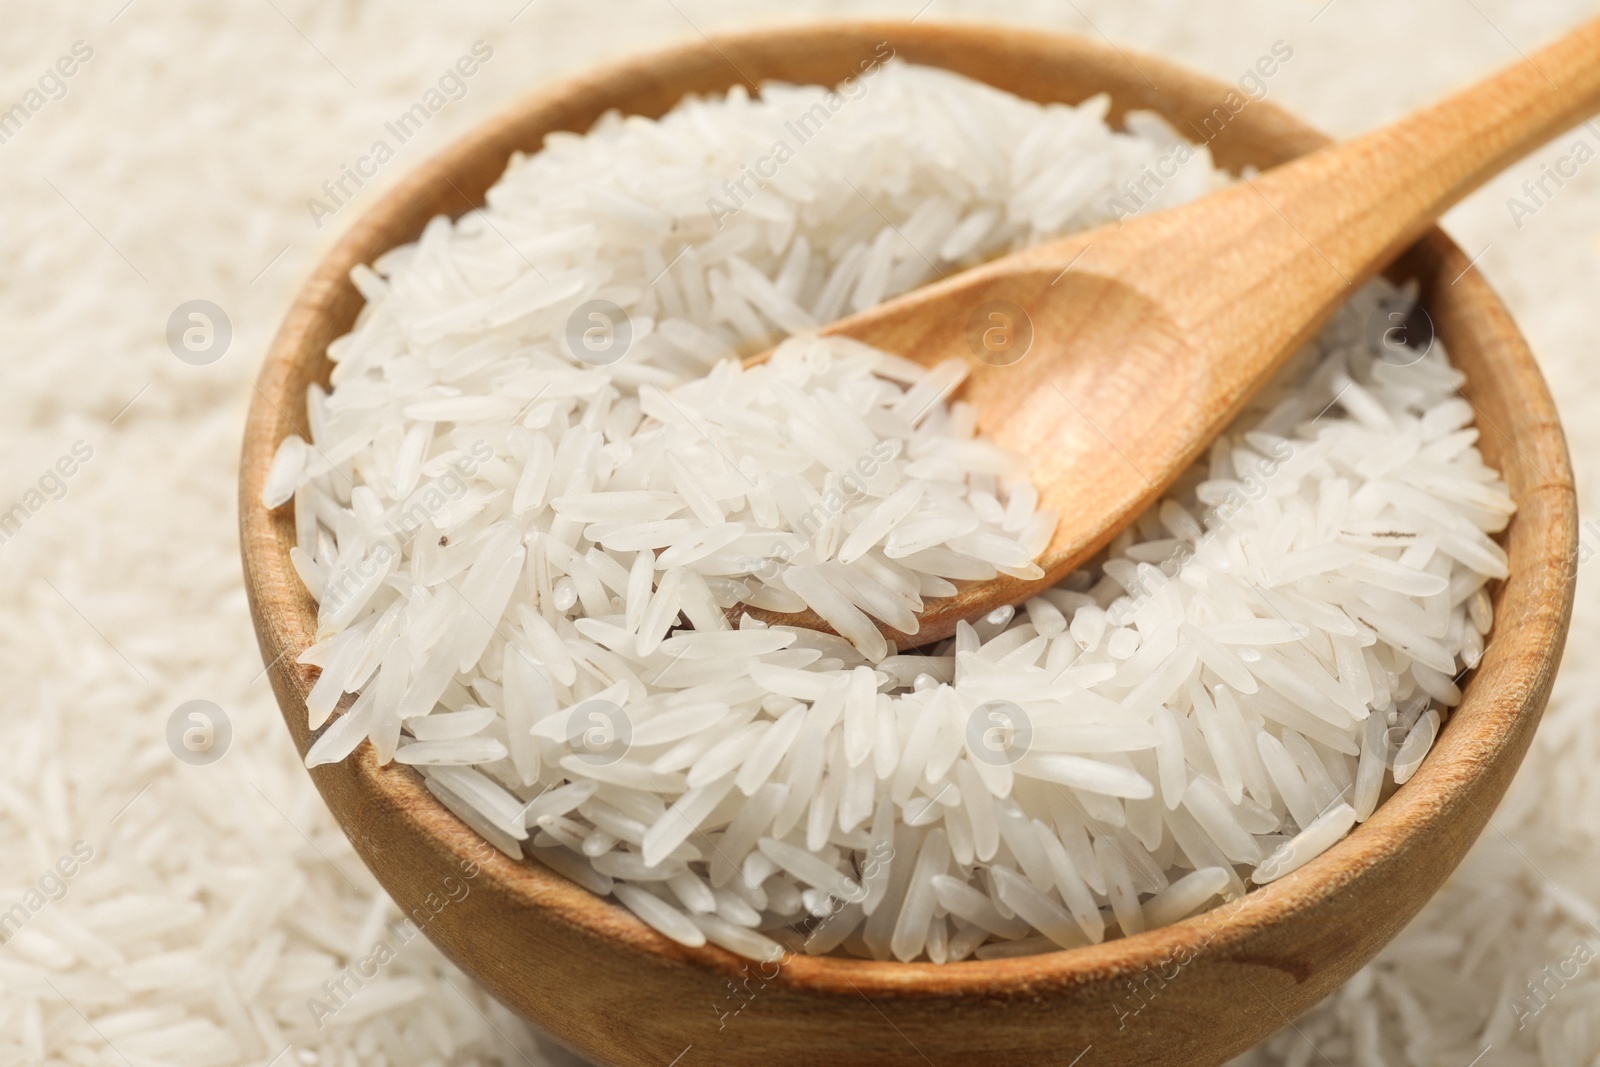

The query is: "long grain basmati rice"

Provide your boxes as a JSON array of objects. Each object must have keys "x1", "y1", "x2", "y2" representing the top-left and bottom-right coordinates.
[{"x1": 265, "y1": 61, "x2": 1511, "y2": 964}]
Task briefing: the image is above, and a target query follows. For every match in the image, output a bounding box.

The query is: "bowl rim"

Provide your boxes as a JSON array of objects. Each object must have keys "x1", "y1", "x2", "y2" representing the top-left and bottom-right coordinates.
[{"x1": 240, "y1": 17, "x2": 1577, "y2": 1003}]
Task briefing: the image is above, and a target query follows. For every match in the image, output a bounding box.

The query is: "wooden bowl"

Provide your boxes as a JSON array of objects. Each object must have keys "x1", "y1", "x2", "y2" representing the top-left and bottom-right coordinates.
[{"x1": 240, "y1": 21, "x2": 1578, "y2": 1067}]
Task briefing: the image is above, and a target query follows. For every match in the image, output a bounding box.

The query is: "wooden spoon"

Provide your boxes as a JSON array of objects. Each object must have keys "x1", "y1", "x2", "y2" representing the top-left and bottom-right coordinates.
[{"x1": 741, "y1": 15, "x2": 1600, "y2": 649}]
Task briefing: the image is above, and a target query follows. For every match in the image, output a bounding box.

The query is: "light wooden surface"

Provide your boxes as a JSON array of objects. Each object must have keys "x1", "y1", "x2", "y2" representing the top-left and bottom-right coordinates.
[
  {"x1": 239, "y1": 22, "x2": 1577, "y2": 1067},
  {"x1": 743, "y1": 15, "x2": 1600, "y2": 648}
]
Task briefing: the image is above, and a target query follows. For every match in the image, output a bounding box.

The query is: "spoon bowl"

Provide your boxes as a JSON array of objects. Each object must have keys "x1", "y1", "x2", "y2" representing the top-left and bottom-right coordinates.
[
  {"x1": 738, "y1": 235, "x2": 1209, "y2": 642},
  {"x1": 241, "y1": 21, "x2": 1576, "y2": 1067}
]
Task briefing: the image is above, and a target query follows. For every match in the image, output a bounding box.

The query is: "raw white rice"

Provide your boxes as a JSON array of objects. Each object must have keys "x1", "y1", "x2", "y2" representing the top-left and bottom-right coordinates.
[{"x1": 264, "y1": 61, "x2": 1512, "y2": 963}]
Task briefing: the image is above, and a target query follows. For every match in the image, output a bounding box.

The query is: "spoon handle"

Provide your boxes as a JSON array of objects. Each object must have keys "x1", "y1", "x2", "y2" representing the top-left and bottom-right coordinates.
[
  {"x1": 1251, "y1": 13, "x2": 1600, "y2": 281},
  {"x1": 1062, "y1": 14, "x2": 1600, "y2": 384}
]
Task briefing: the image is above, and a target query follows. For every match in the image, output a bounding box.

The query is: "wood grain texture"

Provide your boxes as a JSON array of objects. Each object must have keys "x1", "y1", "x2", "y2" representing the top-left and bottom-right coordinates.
[{"x1": 239, "y1": 22, "x2": 1577, "y2": 1067}]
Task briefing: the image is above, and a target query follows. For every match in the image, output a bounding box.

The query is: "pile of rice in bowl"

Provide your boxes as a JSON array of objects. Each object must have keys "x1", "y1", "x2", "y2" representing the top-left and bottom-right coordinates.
[{"x1": 262, "y1": 60, "x2": 1512, "y2": 963}]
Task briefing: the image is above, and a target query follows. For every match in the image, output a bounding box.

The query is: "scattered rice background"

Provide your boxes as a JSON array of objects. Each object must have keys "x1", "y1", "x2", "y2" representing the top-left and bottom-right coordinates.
[{"x1": 2, "y1": 1, "x2": 1595, "y2": 1065}]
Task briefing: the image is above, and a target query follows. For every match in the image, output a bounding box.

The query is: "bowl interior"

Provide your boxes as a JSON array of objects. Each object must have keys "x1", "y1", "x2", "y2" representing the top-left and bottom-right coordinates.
[{"x1": 240, "y1": 20, "x2": 1577, "y2": 1067}]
